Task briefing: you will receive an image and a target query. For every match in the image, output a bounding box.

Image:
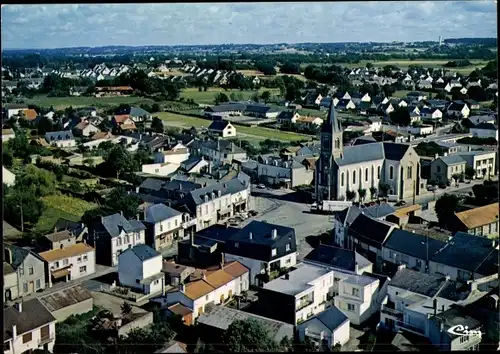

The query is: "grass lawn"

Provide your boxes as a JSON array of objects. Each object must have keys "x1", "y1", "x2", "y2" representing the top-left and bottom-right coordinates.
[
  {"x1": 35, "y1": 194, "x2": 98, "y2": 233},
  {"x1": 179, "y1": 87, "x2": 281, "y2": 104},
  {"x1": 393, "y1": 90, "x2": 411, "y2": 98},
  {"x1": 298, "y1": 107, "x2": 327, "y2": 118},
  {"x1": 157, "y1": 112, "x2": 311, "y2": 143},
  {"x1": 26, "y1": 95, "x2": 156, "y2": 110}
]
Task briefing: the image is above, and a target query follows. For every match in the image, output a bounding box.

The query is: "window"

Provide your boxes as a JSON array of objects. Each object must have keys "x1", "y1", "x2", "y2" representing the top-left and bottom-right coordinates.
[
  {"x1": 352, "y1": 170, "x2": 356, "y2": 184},
  {"x1": 340, "y1": 172, "x2": 345, "y2": 187},
  {"x1": 28, "y1": 267, "x2": 34, "y2": 275},
  {"x1": 23, "y1": 283, "x2": 28, "y2": 292},
  {"x1": 205, "y1": 205, "x2": 208, "y2": 215},
  {"x1": 377, "y1": 166, "x2": 381, "y2": 179},
  {"x1": 4, "y1": 341, "x2": 9, "y2": 351},
  {"x1": 286, "y1": 244, "x2": 291, "y2": 251},
  {"x1": 347, "y1": 303, "x2": 355, "y2": 312},
  {"x1": 365, "y1": 168, "x2": 369, "y2": 182},
  {"x1": 476, "y1": 161, "x2": 480, "y2": 168},
  {"x1": 407, "y1": 166, "x2": 412, "y2": 179},
  {"x1": 154, "y1": 279, "x2": 159, "y2": 285},
  {"x1": 205, "y1": 295, "x2": 209, "y2": 301},
  {"x1": 20, "y1": 267, "x2": 24, "y2": 275},
  {"x1": 36, "y1": 279, "x2": 41, "y2": 289},
  {"x1": 352, "y1": 288, "x2": 360, "y2": 297},
  {"x1": 77, "y1": 256, "x2": 82, "y2": 263},
  {"x1": 117, "y1": 237, "x2": 122, "y2": 246},
  {"x1": 22, "y1": 332, "x2": 32, "y2": 344},
  {"x1": 234, "y1": 242, "x2": 239, "y2": 248},
  {"x1": 285, "y1": 258, "x2": 291, "y2": 264},
  {"x1": 437, "y1": 165, "x2": 441, "y2": 173},
  {"x1": 124, "y1": 235, "x2": 130, "y2": 244},
  {"x1": 80, "y1": 266, "x2": 87, "y2": 274},
  {"x1": 335, "y1": 138, "x2": 340, "y2": 149},
  {"x1": 83, "y1": 254, "x2": 88, "y2": 261},
  {"x1": 54, "y1": 261, "x2": 59, "y2": 268},
  {"x1": 271, "y1": 248, "x2": 277, "y2": 257},
  {"x1": 416, "y1": 260, "x2": 422, "y2": 269},
  {"x1": 136, "y1": 233, "x2": 140, "y2": 240},
  {"x1": 63, "y1": 259, "x2": 69, "y2": 266},
  {"x1": 389, "y1": 166, "x2": 394, "y2": 179},
  {"x1": 160, "y1": 224, "x2": 163, "y2": 232},
  {"x1": 175, "y1": 219, "x2": 178, "y2": 227}
]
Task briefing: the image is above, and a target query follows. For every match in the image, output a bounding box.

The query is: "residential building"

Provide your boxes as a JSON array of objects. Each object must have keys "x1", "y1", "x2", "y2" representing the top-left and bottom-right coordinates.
[
  {"x1": 208, "y1": 120, "x2": 236, "y2": 138},
  {"x1": 457, "y1": 150, "x2": 496, "y2": 179},
  {"x1": 162, "y1": 261, "x2": 195, "y2": 287},
  {"x1": 277, "y1": 111, "x2": 300, "y2": 125},
  {"x1": 420, "y1": 108, "x2": 443, "y2": 121},
  {"x1": 244, "y1": 104, "x2": 281, "y2": 118},
  {"x1": 3, "y1": 166, "x2": 16, "y2": 187},
  {"x1": 336, "y1": 98, "x2": 356, "y2": 111},
  {"x1": 470, "y1": 123, "x2": 498, "y2": 140},
  {"x1": 448, "y1": 203, "x2": 499, "y2": 238},
  {"x1": 465, "y1": 115, "x2": 496, "y2": 127},
  {"x1": 39, "y1": 243, "x2": 96, "y2": 287},
  {"x1": 143, "y1": 203, "x2": 185, "y2": 254},
  {"x1": 447, "y1": 101, "x2": 470, "y2": 118},
  {"x1": 464, "y1": 99, "x2": 481, "y2": 110},
  {"x1": 430, "y1": 155, "x2": 467, "y2": 184},
  {"x1": 73, "y1": 121, "x2": 101, "y2": 137},
  {"x1": 4, "y1": 103, "x2": 29, "y2": 119},
  {"x1": 407, "y1": 125, "x2": 433, "y2": 136},
  {"x1": 304, "y1": 244, "x2": 373, "y2": 275},
  {"x1": 195, "y1": 140, "x2": 247, "y2": 167},
  {"x1": 258, "y1": 263, "x2": 334, "y2": 325},
  {"x1": 203, "y1": 103, "x2": 246, "y2": 117},
  {"x1": 429, "y1": 232, "x2": 498, "y2": 282},
  {"x1": 39, "y1": 284, "x2": 94, "y2": 322},
  {"x1": 3, "y1": 299, "x2": 57, "y2": 354},
  {"x1": 296, "y1": 116, "x2": 324, "y2": 127},
  {"x1": 45, "y1": 130, "x2": 76, "y2": 148},
  {"x1": 224, "y1": 221, "x2": 298, "y2": 286},
  {"x1": 297, "y1": 306, "x2": 350, "y2": 348},
  {"x1": 153, "y1": 143, "x2": 190, "y2": 164},
  {"x1": 2, "y1": 128, "x2": 16, "y2": 142},
  {"x1": 4, "y1": 244, "x2": 47, "y2": 301},
  {"x1": 117, "y1": 106, "x2": 151, "y2": 123},
  {"x1": 37, "y1": 229, "x2": 79, "y2": 252},
  {"x1": 406, "y1": 91, "x2": 427, "y2": 101},
  {"x1": 315, "y1": 103, "x2": 425, "y2": 203},
  {"x1": 153, "y1": 260, "x2": 250, "y2": 318},
  {"x1": 87, "y1": 213, "x2": 146, "y2": 266},
  {"x1": 179, "y1": 156, "x2": 209, "y2": 174},
  {"x1": 51, "y1": 218, "x2": 89, "y2": 242},
  {"x1": 112, "y1": 114, "x2": 137, "y2": 131},
  {"x1": 254, "y1": 155, "x2": 314, "y2": 188},
  {"x1": 118, "y1": 244, "x2": 165, "y2": 295}
]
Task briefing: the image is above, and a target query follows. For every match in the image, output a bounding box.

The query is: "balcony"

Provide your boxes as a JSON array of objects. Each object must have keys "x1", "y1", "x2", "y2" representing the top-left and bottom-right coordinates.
[
  {"x1": 182, "y1": 218, "x2": 197, "y2": 228},
  {"x1": 381, "y1": 305, "x2": 403, "y2": 320},
  {"x1": 296, "y1": 298, "x2": 314, "y2": 311},
  {"x1": 38, "y1": 335, "x2": 55, "y2": 346},
  {"x1": 305, "y1": 329, "x2": 324, "y2": 339}
]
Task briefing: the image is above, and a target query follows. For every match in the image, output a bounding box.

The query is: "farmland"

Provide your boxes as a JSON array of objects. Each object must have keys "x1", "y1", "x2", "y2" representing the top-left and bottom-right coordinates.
[
  {"x1": 25, "y1": 94, "x2": 156, "y2": 110},
  {"x1": 179, "y1": 87, "x2": 281, "y2": 104}
]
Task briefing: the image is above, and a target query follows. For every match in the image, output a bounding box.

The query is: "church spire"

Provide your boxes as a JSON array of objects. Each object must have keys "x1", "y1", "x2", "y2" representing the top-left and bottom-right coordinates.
[{"x1": 322, "y1": 101, "x2": 342, "y2": 134}]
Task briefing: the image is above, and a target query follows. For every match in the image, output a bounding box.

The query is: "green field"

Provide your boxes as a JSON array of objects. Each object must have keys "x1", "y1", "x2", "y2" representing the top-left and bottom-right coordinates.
[
  {"x1": 180, "y1": 87, "x2": 281, "y2": 104},
  {"x1": 26, "y1": 95, "x2": 156, "y2": 110},
  {"x1": 157, "y1": 112, "x2": 311, "y2": 143}
]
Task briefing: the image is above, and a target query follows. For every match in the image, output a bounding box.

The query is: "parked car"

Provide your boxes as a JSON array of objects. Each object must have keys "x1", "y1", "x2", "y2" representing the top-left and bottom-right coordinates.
[
  {"x1": 439, "y1": 184, "x2": 447, "y2": 189},
  {"x1": 427, "y1": 185, "x2": 437, "y2": 191},
  {"x1": 394, "y1": 200, "x2": 406, "y2": 207},
  {"x1": 248, "y1": 210, "x2": 258, "y2": 217},
  {"x1": 257, "y1": 184, "x2": 266, "y2": 189}
]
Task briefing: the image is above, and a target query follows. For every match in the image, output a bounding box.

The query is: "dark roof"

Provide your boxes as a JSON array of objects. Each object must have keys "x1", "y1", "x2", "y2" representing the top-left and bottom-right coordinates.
[
  {"x1": 277, "y1": 111, "x2": 296, "y2": 120},
  {"x1": 430, "y1": 232, "x2": 498, "y2": 275},
  {"x1": 362, "y1": 272, "x2": 390, "y2": 289},
  {"x1": 129, "y1": 106, "x2": 150, "y2": 117},
  {"x1": 208, "y1": 120, "x2": 231, "y2": 131},
  {"x1": 337, "y1": 98, "x2": 353, "y2": 107},
  {"x1": 383, "y1": 142, "x2": 410, "y2": 161},
  {"x1": 205, "y1": 103, "x2": 246, "y2": 113},
  {"x1": 230, "y1": 221, "x2": 294, "y2": 245},
  {"x1": 45, "y1": 130, "x2": 74, "y2": 141},
  {"x1": 95, "y1": 213, "x2": 146, "y2": 238},
  {"x1": 188, "y1": 177, "x2": 248, "y2": 206},
  {"x1": 407, "y1": 91, "x2": 426, "y2": 96},
  {"x1": 200, "y1": 139, "x2": 246, "y2": 154},
  {"x1": 126, "y1": 244, "x2": 160, "y2": 261},
  {"x1": 473, "y1": 122, "x2": 497, "y2": 131},
  {"x1": 39, "y1": 284, "x2": 93, "y2": 312},
  {"x1": 448, "y1": 101, "x2": 467, "y2": 111},
  {"x1": 313, "y1": 306, "x2": 349, "y2": 331},
  {"x1": 437, "y1": 155, "x2": 466, "y2": 166},
  {"x1": 389, "y1": 268, "x2": 447, "y2": 297},
  {"x1": 348, "y1": 214, "x2": 394, "y2": 248},
  {"x1": 196, "y1": 224, "x2": 240, "y2": 243},
  {"x1": 180, "y1": 157, "x2": 206, "y2": 172},
  {"x1": 4, "y1": 244, "x2": 31, "y2": 270},
  {"x1": 430, "y1": 307, "x2": 482, "y2": 340},
  {"x1": 245, "y1": 104, "x2": 279, "y2": 114},
  {"x1": 144, "y1": 203, "x2": 181, "y2": 223},
  {"x1": 304, "y1": 244, "x2": 358, "y2": 271},
  {"x1": 4, "y1": 299, "x2": 56, "y2": 339},
  {"x1": 52, "y1": 218, "x2": 85, "y2": 235},
  {"x1": 384, "y1": 229, "x2": 447, "y2": 261}
]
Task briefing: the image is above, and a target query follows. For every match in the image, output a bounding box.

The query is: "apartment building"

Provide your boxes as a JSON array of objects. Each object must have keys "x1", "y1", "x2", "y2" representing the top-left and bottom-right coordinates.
[
  {"x1": 143, "y1": 203, "x2": 185, "y2": 254},
  {"x1": 458, "y1": 150, "x2": 496, "y2": 179},
  {"x1": 297, "y1": 306, "x2": 350, "y2": 349}
]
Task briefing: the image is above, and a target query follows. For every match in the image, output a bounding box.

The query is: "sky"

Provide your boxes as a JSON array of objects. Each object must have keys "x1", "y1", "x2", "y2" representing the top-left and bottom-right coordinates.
[{"x1": 1, "y1": 2, "x2": 497, "y2": 49}]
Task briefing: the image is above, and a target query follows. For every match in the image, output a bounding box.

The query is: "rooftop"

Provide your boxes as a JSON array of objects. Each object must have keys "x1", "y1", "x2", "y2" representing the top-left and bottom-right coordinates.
[
  {"x1": 454, "y1": 203, "x2": 499, "y2": 230},
  {"x1": 4, "y1": 299, "x2": 56, "y2": 339},
  {"x1": 390, "y1": 268, "x2": 447, "y2": 298},
  {"x1": 144, "y1": 203, "x2": 182, "y2": 223},
  {"x1": 304, "y1": 244, "x2": 371, "y2": 272},
  {"x1": 309, "y1": 306, "x2": 349, "y2": 331},
  {"x1": 125, "y1": 244, "x2": 161, "y2": 262},
  {"x1": 263, "y1": 263, "x2": 331, "y2": 296},
  {"x1": 438, "y1": 155, "x2": 466, "y2": 166},
  {"x1": 229, "y1": 220, "x2": 295, "y2": 246},
  {"x1": 39, "y1": 284, "x2": 92, "y2": 312},
  {"x1": 38, "y1": 243, "x2": 94, "y2": 263},
  {"x1": 384, "y1": 229, "x2": 447, "y2": 261}
]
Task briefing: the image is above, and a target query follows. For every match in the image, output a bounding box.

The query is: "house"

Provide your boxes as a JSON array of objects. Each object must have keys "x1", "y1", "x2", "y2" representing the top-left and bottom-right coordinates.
[
  {"x1": 430, "y1": 155, "x2": 467, "y2": 184},
  {"x1": 208, "y1": 120, "x2": 236, "y2": 138},
  {"x1": 244, "y1": 104, "x2": 281, "y2": 118},
  {"x1": 457, "y1": 150, "x2": 496, "y2": 179},
  {"x1": 447, "y1": 101, "x2": 470, "y2": 118},
  {"x1": 38, "y1": 284, "x2": 94, "y2": 322},
  {"x1": 470, "y1": 123, "x2": 498, "y2": 140},
  {"x1": 112, "y1": 114, "x2": 137, "y2": 131},
  {"x1": 118, "y1": 244, "x2": 165, "y2": 295},
  {"x1": 197, "y1": 304, "x2": 294, "y2": 344},
  {"x1": 73, "y1": 120, "x2": 101, "y2": 137},
  {"x1": 3, "y1": 299, "x2": 57, "y2": 354},
  {"x1": 38, "y1": 243, "x2": 96, "y2": 287},
  {"x1": 197, "y1": 140, "x2": 247, "y2": 167},
  {"x1": 4, "y1": 104, "x2": 29, "y2": 119},
  {"x1": 37, "y1": 229, "x2": 79, "y2": 252},
  {"x1": 20, "y1": 108, "x2": 38, "y2": 122},
  {"x1": 336, "y1": 98, "x2": 356, "y2": 111},
  {"x1": 304, "y1": 244, "x2": 373, "y2": 275},
  {"x1": 45, "y1": 130, "x2": 76, "y2": 148},
  {"x1": 381, "y1": 229, "x2": 447, "y2": 274},
  {"x1": 223, "y1": 221, "x2": 298, "y2": 286},
  {"x1": 350, "y1": 92, "x2": 371, "y2": 104},
  {"x1": 87, "y1": 213, "x2": 147, "y2": 266},
  {"x1": 153, "y1": 260, "x2": 250, "y2": 318},
  {"x1": 51, "y1": 218, "x2": 89, "y2": 242},
  {"x1": 297, "y1": 306, "x2": 350, "y2": 348},
  {"x1": 3, "y1": 166, "x2": 16, "y2": 187},
  {"x1": 255, "y1": 155, "x2": 314, "y2": 188},
  {"x1": 465, "y1": 115, "x2": 497, "y2": 127},
  {"x1": 407, "y1": 125, "x2": 433, "y2": 136},
  {"x1": 277, "y1": 111, "x2": 300, "y2": 125},
  {"x1": 120, "y1": 106, "x2": 151, "y2": 123},
  {"x1": 143, "y1": 203, "x2": 185, "y2": 254},
  {"x1": 296, "y1": 116, "x2": 324, "y2": 127},
  {"x1": 420, "y1": 108, "x2": 443, "y2": 121},
  {"x1": 258, "y1": 263, "x2": 335, "y2": 325},
  {"x1": 4, "y1": 244, "x2": 47, "y2": 301},
  {"x1": 425, "y1": 99, "x2": 449, "y2": 110},
  {"x1": 162, "y1": 261, "x2": 195, "y2": 287},
  {"x1": 180, "y1": 156, "x2": 209, "y2": 174},
  {"x1": 428, "y1": 232, "x2": 499, "y2": 282},
  {"x1": 417, "y1": 80, "x2": 433, "y2": 90},
  {"x1": 203, "y1": 103, "x2": 246, "y2": 118},
  {"x1": 154, "y1": 143, "x2": 190, "y2": 164},
  {"x1": 447, "y1": 204, "x2": 499, "y2": 239},
  {"x1": 406, "y1": 91, "x2": 427, "y2": 101},
  {"x1": 2, "y1": 128, "x2": 16, "y2": 142}
]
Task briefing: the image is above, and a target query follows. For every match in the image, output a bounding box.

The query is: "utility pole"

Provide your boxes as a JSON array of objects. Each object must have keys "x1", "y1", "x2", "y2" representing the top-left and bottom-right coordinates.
[
  {"x1": 412, "y1": 180, "x2": 416, "y2": 205},
  {"x1": 19, "y1": 202, "x2": 24, "y2": 233}
]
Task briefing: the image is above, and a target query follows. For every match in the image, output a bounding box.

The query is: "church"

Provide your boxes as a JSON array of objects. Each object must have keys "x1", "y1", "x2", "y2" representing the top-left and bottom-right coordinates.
[{"x1": 315, "y1": 103, "x2": 424, "y2": 202}]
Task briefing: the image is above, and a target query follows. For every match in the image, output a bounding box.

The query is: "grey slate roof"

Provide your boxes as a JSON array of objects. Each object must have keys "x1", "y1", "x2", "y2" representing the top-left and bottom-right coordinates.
[
  {"x1": 348, "y1": 213, "x2": 394, "y2": 248},
  {"x1": 45, "y1": 130, "x2": 74, "y2": 141},
  {"x1": 129, "y1": 106, "x2": 150, "y2": 117},
  {"x1": 383, "y1": 142, "x2": 410, "y2": 161},
  {"x1": 230, "y1": 221, "x2": 295, "y2": 246},
  {"x1": 180, "y1": 156, "x2": 205, "y2": 172},
  {"x1": 196, "y1": 224, "x2": 240, "y2": 243},
  {"x1": 188, "y1": 176, "x2": 248, "y2": 206},
  {"x1": 473, "y1": 122, "x2": 497, "y2": 131},
  {"x1": 430, "y1": 232, "x2": 498, "y2": 275},
  {"x1": 4, "y1": 298, "x2": 56, "y2": 340},
  {"x1": 4, "y1": 244, "x2": 31, "y2": 270},
  {"x1": 389, "y1": 268, "x2": 447, "y2": 297},
  {"x1": 144, "y1": 203, "x2": 181, "y2": 223},
  {"x1": 304, "y1": 244, "x2": 363, "y2": 272},
  {"x1": 313, "y1": 306, "x2": 349, "y2": 331},
  {"x1": 205, "y1": 103, "x2": 246, "y2": 113},
  {"x1": 334, "y1": 143, "x2": 385, "y2": 166},
  {"x1": 208, "y1": 120, "x2": 231, "y2": 131},
  {"x1": 384, "y1": 229, "x2": 446, "y2": 261},
  {"x1": 99, "y1": 213, "x2": 146, "y2": 238},
  {"x1": 39, "y1": 284, "x2": 93, "y2": 312},
  {"x1": 128, "y1": 244, "x2": 160, "y2": 261},
  {"x1": 200, "y1": 139, "x2": 246, "y2": 154},
  {"x1": 438, "y1": 155, "x2": 466, "y2": 166}
]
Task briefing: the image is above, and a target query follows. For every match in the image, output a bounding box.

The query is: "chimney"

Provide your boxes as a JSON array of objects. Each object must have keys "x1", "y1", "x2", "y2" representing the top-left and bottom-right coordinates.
[
  {"x1": 14, "y1": 302, "x2": 22, "y2": 312},
  {"x1": 249, "y1": 232, "x2": 253, "y2": 240},
  {"x1": 285, "y1": 273, "x2": 290, "y2": 280},
  {"x1": 115, "y1": 318, "x2": 122, "y2": 328},
  {"x1": 190, "y1": 231, "x2": 194, "y2": 246},
  {"x1": 120, "y1": 210, "x2": 124, "y2": 217},
  {"x1": 202, "y1": 272, "x2": 207, "y2": 281},
  {"x1": 271, "y1": 229, "x2": 278, "y2": 239},
  {"x1": 136, "y1": 213, "x2": 140, "y2": 221},
  {"x1": 220, "y1": 253, "x2": 225, "y2": 269},
  {"x1": 433, "y1": 298, "x2": 437, "y2": 316},
  {"x1": 135, "y1": 186, "x2": 140, "y2": 193},
  {"x1": 12, "y1": 325, "x2": 17, "y2": 339},
  {"x1": 441, "y1": 304, "x2": 445, "y2": 313},
  {"x1": 4, "y1": 248, "x2": 12, "y2": 264},
  {"x1": 443, "y1": 152, "x2": 448, "y2": 157},
  {"x1": 435, "y1": 153, "x2": 439, "y2": 159}
]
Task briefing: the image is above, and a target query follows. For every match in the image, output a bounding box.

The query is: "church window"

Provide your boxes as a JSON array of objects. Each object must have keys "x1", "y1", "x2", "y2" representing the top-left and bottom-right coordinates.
[
  {"x1": 407, "y1": 166, "x2": 412, "y2": 179},
  {"x1": 389, "y1": 166, "x2": 394, "y2": 180},
  {"x1": 377, "y1": 166, "x2": 381, "y2": 179},
  {"x1": 335, "y1": 138, "x2": 340, "y2": 149},
  {"x1": 365, "y1": 168, "x2": 369, "y2": 182},
  {"x1": 352, "y1": 170, "x2": 356, "y2": 184},
  {"x1": 341, "y1": 172, "x2": 345, "y2": 187}
]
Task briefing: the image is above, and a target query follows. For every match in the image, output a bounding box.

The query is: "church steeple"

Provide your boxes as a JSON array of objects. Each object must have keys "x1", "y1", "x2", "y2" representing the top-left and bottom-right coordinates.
[
  {"x1": 320, "y1": 102, "x2": 343, "y2": 159},
  {"x1": 322, "y1": 100, "x2": 342, "y2": 134}
]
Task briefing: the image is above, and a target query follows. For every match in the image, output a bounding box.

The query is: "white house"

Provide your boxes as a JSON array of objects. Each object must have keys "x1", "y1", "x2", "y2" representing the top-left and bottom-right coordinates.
[
  {"x1": 420, "y1": 108, "x2": 443, "y2": 120},
  {"x1": 38, "y1": 243, "x2": 96, "y2": 287},
  {"x1": 3, "y1": 300, "x2": 57, "y2": 354},
  {"x1": 457, "y1": 150, "x2": 496, "y2": 179},
  {"x1": 407, "y1": 125, "x2": 433, "y2": 136},
  {"x1": 3, "y1": 166, "x2": 16, "y2": 187},
  {"x1": 297, "y1": 306, "x2": 350, "y2": 349},
  {"x1": 470, "y1": 123, "x2": 498, "y2": 141},
  {"x1": 45, "y1": 131, "x2": 76, "y2": 148},
  {"x1": 154, "y1": 143, "x2": 190, "y2": 164},
  {"x1": 296, "y1": 116, "x2": 324, "y2": 127},
  {"x1": 153, "y1": 261, "x2": 250, "y2": 318},
  {"x1": 143, "y1": 203, "x2": 185, "y2": 253},
  {"x1": 118, "y1": 244, "x2": 165, "y2": 295},
  {"x1": 208, "y1": 120, "x2": 236, "y2": 138},
  {"x1": 447, "y1": 102, "x2": 470, "y2": 118},
  {"x1": 141, "y1": 163, "x2": 180, "y2": 177}
]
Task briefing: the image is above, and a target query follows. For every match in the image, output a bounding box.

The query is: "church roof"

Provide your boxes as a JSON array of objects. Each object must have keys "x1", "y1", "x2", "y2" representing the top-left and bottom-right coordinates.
[
  {"x1": 322, "y1": 103, "x2": 342, "y2": 134},
  {"x1": 334, "y1": 143, "x2": 385, "y2": 166}
]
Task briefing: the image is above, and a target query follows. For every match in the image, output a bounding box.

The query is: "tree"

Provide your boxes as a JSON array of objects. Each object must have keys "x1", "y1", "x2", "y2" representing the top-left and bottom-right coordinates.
[
  {"x1": 117, "y1": 323, "x2": 175, "y2": 354},
  {"x1": 121, "y1": 301, "x2": 132, "y2": 316},
  {"x1": 435, "y1": 91, "x2": 447, "y2": 99},
  {"x1": 151, "y1": 117, "x2": 164, "y2": 133},
  {"x1": 369, "y1": 187, "x2": 377, "y2": 200},
  {"x1": 389, "y1": 107, "x2": 411, "y2": 126},
  {"x1": 4, "y1": 187, "x2": 45, "y2": 229},
  {"x1": 2, "y1": 149, "x2": 14, "y2": 168},
  {"x1": 346, "y1": 190, "x2": 356, "y2": 201},
  {"x1": 358, "y1": 188, "x2": 367, "y2": 202},
  {"x1": 16, "y1": 165, "x2": 56, "y2": 198},
  {"x1": 435, "y1": 194, "x2": 459, "y2": 228},
  {"x1": 467, "y1": 86, "x2": 488, "y2": 102},
  {"x1": 37, "y1": 116, "x2": 54, "y2": 135},
  {"x1": 260, "y1": 90, "x2": 271, "y2": 103},
  {"x1": 214, "y1": 92, "x2": 230, "y2": 105},
  {"x1": 98, "y1": 117, "x2": 112, "y2": 132},
  {"x1": 472, "y1": 180, "x2": 499, "y2": 205},
  {"x1": 223, "y1": 319, "x2": 280, "y2": 352},
  {"x1": 104, "y1": 145, "x2": 134, "y2": 179},
  {"x1": 379, "y1": 182, "x2": 390, "y2": 197},
  {"x1": 451, "y1": 173, "x2": 461, "y2": 186},
  {"x1": 105, "y1": 188, "x2": 140, "y2": 218}
]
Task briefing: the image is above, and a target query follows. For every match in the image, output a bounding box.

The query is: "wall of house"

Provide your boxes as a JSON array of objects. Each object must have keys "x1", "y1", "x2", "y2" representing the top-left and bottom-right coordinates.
[
  {"x1": 153, "y1": 215, "x2": 184, "y2": 239},
  {"x1": 47, "y1": 249, "x2": 96, "y2": 285},
  {"x1": 470, "y1": 128, "x2": 498, "y2": 140},
  {"x1": 143, "y1": 256, "x2": 163, "y2": 280},
  {"x1": 4, "y1": 272, "x2": 18, "y2": 302},
  {"x1": 52, "y1": 139, "x2": 77, "y2": 148},
  {"x1": 111, "y1": 230, "x2": 146, "y2": 266},
  {"x1": 51, "y1": 237, "x2": 77, "y2": 250},
  {"x1": 291, "y1": 167, "x2": 314, "y2": 187},
  {"x1": 382, "y1": 247, "x2": 426, "y2": 273},
  {"x1": 17, "y1": 253, "x2": 47, "y2": 297},
  {"x1": 467, "y1": 221, "x2": 499, "y2": 238},
  {"x1": 6, "y1": 322, "x2": 56, "y2": 354},
  {"x1": 295, "y1": 271, "x2": 335, "y2": 324},
  {"x1": 334, "y1": 278, "x2": 379, "y2": 325},
  {"x1": 51, "y1": 297, "x2": 94, "y2": 322},
  {"x1": 396, "y1": 148, "x2": 421, "y2": 199},
  {"x1": 224, "y1": 254, "x2": 265, "y2": 285},
  {"x1": 142, "y1": 163, "x2": 180, "y2": 176},
  {"x1": 118, "y1": 312, "x2": 154, "y2": 337}
]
